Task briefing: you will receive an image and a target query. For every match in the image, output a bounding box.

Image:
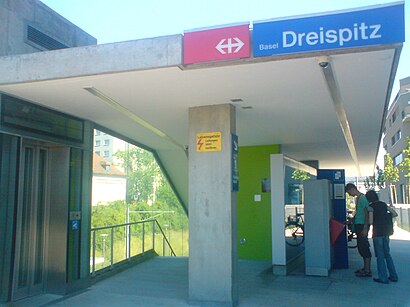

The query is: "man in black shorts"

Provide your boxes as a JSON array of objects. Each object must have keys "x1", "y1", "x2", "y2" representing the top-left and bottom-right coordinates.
[{"x1": 345, "y1": 183, "x2": 372, "y2": 277}]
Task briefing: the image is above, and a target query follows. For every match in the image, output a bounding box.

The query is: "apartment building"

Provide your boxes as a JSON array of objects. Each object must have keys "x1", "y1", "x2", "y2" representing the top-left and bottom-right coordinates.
[{"x1": 383, "y1": 76, "x2": 410, "y2": 203}]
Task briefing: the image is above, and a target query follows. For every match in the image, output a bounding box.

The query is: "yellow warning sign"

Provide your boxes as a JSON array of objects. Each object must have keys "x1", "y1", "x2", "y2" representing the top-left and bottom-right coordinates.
[{"x1": 196, "y1": 132, "x2": 222, "y2": 152}]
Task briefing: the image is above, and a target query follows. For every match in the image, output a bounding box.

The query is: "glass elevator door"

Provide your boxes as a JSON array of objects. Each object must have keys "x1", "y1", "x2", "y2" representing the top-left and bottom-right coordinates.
[{"x1": 13, "y1": 141, "x2": 49, "y2": 300}]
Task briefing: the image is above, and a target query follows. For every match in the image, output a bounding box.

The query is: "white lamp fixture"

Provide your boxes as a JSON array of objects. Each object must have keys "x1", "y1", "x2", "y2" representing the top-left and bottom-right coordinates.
[
  {"x1": 317, "y1": 56, "x2": 361, "y2": 176},
  {"x1": 83, "y1": 86, "x2": 187, "y2": 154}
]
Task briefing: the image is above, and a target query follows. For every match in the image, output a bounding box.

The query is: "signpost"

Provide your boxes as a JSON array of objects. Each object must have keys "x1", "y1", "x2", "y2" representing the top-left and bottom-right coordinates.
[
  {"x1": 183, "y1": 4, "x2": 404, "y2": 63},
  {"x1": 253, "y1": 3, "x2": 404, "y2": 57},
  {"x1": 184, "y1": 24, "x2": 250, "y2": 64}
]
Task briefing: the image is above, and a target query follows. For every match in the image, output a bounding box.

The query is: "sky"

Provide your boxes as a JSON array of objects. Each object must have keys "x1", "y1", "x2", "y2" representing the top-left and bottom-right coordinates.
[{"x1": 40, "y1": 0, "x2": 409, "y2": 168}]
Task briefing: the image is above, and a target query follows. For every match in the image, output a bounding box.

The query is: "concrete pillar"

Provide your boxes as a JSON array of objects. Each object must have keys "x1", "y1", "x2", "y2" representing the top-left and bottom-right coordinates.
[
  {"x1": 304, "y1": 180, "x2": 332, "y2": 276},
  {"x1": 188, "y1": 104, "x2": 238, "y2": 306},
  {"x1": 270, "y1": 154, "x2": 287, "y2": 275}
]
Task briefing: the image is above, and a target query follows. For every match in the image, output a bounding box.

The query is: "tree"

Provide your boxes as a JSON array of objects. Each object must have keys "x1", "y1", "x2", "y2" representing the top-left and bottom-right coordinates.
[
  {"x1": 114, "y1": 146, "x2": 161, "y2": 204},
  {"x1": 291, "y1": 169, "x2": 310, "y2": 181},
  {"x1": 384, "y1": 153, "x2": 399, "y2": 204},
  {"x1": 375, "y1": 165, "x2": 385, "y2": 190},
  {"x1": 399, "y1": 136, "x2": 410, "y2": 203},
  {"x1": 364, "y1": 175, "x2": 376, "y2": 190},
  {"x1": 92, "y1": 143, "x2": 189, "y2": 257},
  {"x1": 364, "y1": 165, "x2": 385, "y2": 191},
  {"x1": 114, "y1": 144, "x2": 187, "y2": 229}
]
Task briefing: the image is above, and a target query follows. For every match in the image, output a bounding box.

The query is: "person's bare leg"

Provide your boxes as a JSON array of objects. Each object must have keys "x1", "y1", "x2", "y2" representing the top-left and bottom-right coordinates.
[{"x1": 364, "y1": 257, "x2": 371, "y2": 273}]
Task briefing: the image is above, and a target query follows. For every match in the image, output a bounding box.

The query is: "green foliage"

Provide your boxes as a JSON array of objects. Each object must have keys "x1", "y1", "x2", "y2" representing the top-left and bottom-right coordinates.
[
  {"x1": 399, "y1": 137, "x2": 410, "y2": 179},
  {"x1": 375, "y1": 165, "x2": 385, "y2": 189},
  {"x1": 93, "y1": 143, "x2": 188, "y2": 251},
  {"x1": 364, "y1": 165, "x2": 385, "y2": 190},
  {"x1": 91, "y1": 200, "x2": 126, "y2": 228},
  {"x1": 114, "y1": 146, "x2": 160, "y2": 203},
  {"x1": 291, "y1": 169, "x2": 310, "y2": 181},
  {"x1": 384, "y1": 153, "x2": 399, "y2": 183},
  {"x1": 91, "y1": 135, "x2": 191, "y2": 263},
  {"x1": 364, "y1": 176, "x2": 375, "y2": 190}
]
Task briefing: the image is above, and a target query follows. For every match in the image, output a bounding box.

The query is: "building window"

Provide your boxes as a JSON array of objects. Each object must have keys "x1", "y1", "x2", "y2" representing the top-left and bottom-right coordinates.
[
  {"x1": 397, "y1": 130, "x2": 401, "y2": 141},
  {"x1": 95, "y1": 140, "x2": 101, "y2": 147},
  {"x1": 103, "y1": 139, "x2": 110, "y2": 146},
  {"x1": 394, "y1": 153, "x2": 403, "y2": 166},
  {"x1": 95, "y1": 130, "x2": 101, "y2": 136},
  {"x1": 402, "y1": 110, "x2": 406, "y2": 119},
  {"x1": 392, "y1": 110, "x2": 397, "y2": 123},
  {"x1": 392, "y1": 130, "x2": 401, "y2": 146},
  {"x1": 103, "y1": 151, "x2": 109, "y2": 157}
]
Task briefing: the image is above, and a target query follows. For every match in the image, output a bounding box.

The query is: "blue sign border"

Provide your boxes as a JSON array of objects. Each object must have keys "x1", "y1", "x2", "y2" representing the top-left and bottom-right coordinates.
[{"x1": 253, "y1": 3, "x2": 405, "y2": 57}]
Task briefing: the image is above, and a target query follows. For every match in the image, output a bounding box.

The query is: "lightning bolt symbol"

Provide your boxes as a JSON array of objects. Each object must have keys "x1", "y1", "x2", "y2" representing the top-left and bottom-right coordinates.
[{"x1": 197, "y1": 138, "x2": 204, "y2": 150}]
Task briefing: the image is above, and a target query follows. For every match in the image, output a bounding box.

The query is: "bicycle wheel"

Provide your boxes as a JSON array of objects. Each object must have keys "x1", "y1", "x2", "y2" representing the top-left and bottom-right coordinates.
[
  {"x1": 347, "y1": 229, "x2": 357, "y2": 248},
  {"x1": 285, "y1": 223, "x2": 304, "y2": 246}
]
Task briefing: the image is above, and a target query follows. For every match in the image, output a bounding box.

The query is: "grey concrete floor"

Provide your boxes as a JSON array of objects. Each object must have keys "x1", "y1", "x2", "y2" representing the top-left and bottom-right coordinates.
[{"x1": 9, "y1": 227, "x2": 410, "y2": 307}]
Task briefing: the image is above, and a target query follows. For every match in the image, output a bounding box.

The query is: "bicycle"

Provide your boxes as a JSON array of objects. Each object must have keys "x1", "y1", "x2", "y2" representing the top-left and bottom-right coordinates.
[
  {"x1": 284, "y1": 209, "x2": 304, "y2": 247},
  {"x1": 346, "y1": 210, "x2": 357, "y2": 248}
]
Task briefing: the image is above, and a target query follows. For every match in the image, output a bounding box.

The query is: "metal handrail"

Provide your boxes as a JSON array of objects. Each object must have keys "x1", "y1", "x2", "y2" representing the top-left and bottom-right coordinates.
[
  {"x1": 90, "y1": 218, "x2": 175, "y2": 276},
  {"x1": 154, "y1": 220, "x2": 176, "y2": 257},
  {"x1": 92, "y1": 218, "x2": 154, "y2": 231}
]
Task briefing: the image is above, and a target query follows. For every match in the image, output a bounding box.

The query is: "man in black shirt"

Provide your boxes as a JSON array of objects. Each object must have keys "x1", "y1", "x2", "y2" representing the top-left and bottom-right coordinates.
[{"x1": 365, "y1": 190, "x2": 399, "y2": 284}]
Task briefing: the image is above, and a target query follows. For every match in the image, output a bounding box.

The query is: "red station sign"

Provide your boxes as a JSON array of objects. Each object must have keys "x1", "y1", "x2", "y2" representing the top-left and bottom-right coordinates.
[{"x1": 184, "y1": 24, "x2": 250, "y2": 65}]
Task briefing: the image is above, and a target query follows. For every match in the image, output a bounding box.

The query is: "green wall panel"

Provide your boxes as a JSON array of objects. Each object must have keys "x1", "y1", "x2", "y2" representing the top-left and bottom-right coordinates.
[{"x1": 237, "y1": 145, "x2": 280, "y2": 260}]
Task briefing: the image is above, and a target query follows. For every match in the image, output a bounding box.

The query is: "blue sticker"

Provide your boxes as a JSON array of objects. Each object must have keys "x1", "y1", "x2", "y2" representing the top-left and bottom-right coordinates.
[{"x1": 72, "y1": 220, "x2": 80, "y2": 231}]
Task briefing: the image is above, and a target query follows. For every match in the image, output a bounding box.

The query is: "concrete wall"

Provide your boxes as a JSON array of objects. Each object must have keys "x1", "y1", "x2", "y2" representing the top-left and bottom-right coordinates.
[
  {"x1": 270, "y1": 154, "x2": 287, "y2": 274},
  {"x1": 396, "y1": 205, "x2": 410, "y2": 232},
  {"x1": 92, "y1": 176, "x2": 126, "y2": 205},
  {"x1": 0, "y1": 35, "x2": 182, "y2": 84},
  {"x1": 0, "y1": 0, "x2": 96, "y2": 56}
]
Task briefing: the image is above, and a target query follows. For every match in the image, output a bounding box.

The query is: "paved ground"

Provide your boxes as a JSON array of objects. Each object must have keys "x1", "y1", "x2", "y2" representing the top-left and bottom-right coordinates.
[{"x1": 9, "y1": 227, "x2": 410, "y2": 307}]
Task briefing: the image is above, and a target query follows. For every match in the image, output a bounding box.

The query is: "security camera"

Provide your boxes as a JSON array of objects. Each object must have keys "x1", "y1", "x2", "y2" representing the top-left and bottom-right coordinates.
[
  {"x1": 319, "y1": 61, "x2": 329, "y2": 68},
  {"x1": 317, "y1": 56, "x2": 330, "y2": 68}
]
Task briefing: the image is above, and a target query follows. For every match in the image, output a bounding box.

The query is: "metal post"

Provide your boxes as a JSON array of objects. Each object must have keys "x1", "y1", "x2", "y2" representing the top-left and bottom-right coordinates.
[
  {"x1": 164, "y1": 224, "x2": 169, "y2": 256},
  {"x1": 110, "y1": 227, "x2": 114, "y2": 268},
  {"x1": 101, "y1": 234, "x2": 108, "y2": 263},
  {"x1": 162, "y1": 236, "x2": 165, "y2": 256},
  {"x1": 125, "y1": 142, "x2": 130, "y2": 259},
  {"x1": 168, "y1": 226, "x2": 171, "y2": 256},
  {"x1": 92, "y1": 230, "x2": 96, "y2": 275},
  {"x1": 152, "y1": 220, "x2": 155, "y2": 250},
  {"x1": 127, "y1": 223, "x2": 131, "y2": 260},
  {"x1": 142, "y1": 222, "x2": 145, "y2": 254},
  {"x1": 126, "y1": 203, "x2": 130, "y2": 259}
]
